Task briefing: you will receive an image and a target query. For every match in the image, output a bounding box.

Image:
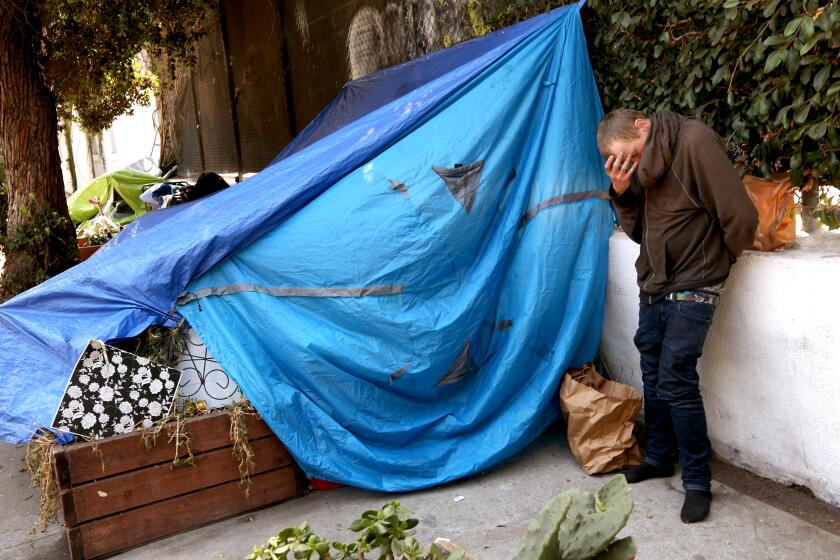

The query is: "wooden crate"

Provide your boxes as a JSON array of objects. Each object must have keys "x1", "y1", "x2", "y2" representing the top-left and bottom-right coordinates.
[{"x1": 52, "y1": 411, "x2": 305, "y2": 559}]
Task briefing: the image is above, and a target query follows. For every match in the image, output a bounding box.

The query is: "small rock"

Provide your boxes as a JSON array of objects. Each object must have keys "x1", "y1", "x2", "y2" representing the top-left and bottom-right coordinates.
[{"x1": 454, "y1": 495, "x2": 465, "y2": 502}]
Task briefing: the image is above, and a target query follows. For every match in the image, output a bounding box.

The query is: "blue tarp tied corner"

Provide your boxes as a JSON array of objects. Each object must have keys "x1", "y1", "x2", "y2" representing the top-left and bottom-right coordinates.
[{"x1": 0, "y1": 1, "x2": 611, "y2": 491}]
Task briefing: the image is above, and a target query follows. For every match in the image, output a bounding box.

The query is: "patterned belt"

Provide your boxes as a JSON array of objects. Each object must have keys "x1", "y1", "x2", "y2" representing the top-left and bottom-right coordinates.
[{"x1": 666, "y1": 290, "x2": 720, "y2": 306}]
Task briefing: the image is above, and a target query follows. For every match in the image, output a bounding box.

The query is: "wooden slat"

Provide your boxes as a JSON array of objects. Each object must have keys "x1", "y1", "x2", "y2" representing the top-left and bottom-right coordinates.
[
  {"x1": 70, "y1": 435, "x2": 291, "y2": 524},
  {"x1": 77, "y1": 467, "x2": 301, "y2": 559},
  {"x1": 60, "y1": 480, "x2": 79, "y2": 527},
  {"x1": 61, "y1": 412, "x2": 273, "y2": 485},
  {"x1": 67, "y1": 526, "x2": 85, "y2": 560},
  {"x1": 53, "y1": 445, "x2": 73, "y2": 491}
]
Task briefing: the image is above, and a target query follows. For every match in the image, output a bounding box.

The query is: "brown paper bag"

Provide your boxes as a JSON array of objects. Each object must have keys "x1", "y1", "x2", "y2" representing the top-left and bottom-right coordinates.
[
  {"x1": 559, "y1": 364, "x2": 642, "y2": 474},
  {"x1": 743, "y1": 174, "x2": 796, "y2": 251}
]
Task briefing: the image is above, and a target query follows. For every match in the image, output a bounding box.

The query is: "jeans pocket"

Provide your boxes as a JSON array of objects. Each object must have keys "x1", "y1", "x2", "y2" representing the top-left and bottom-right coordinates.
[
  {"x1": 673, "y1": 302, "x2": 715, "y2": 355},
  {"x1": 634, "y1": 303, "x2": 662, "y2": 352},
  {"x1": 677, "y1": 301, "x2": 715, "y2": 324}
]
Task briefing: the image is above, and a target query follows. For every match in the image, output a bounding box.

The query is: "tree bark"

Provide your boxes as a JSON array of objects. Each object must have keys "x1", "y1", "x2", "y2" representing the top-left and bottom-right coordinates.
[
  {"x1": 0, "y1": 1, "x2": 78, "y2": 299},
  {"x1": 149, "y1": 53, "x2": 182, "y2": 173},
  {"x1": 62, "y1": 116, "x2": 78, "y2": 193}
]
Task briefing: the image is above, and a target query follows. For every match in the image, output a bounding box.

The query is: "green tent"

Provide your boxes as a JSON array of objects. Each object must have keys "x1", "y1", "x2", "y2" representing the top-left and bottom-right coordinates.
[{"x1": 67, "y1": 168, "x2": 164, "y2": 226}]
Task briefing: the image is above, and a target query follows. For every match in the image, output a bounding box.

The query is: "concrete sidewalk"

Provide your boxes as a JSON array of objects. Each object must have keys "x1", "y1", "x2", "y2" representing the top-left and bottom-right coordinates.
[{"x1": 3, "y1": 431, "x2": 840, "y2": 560}]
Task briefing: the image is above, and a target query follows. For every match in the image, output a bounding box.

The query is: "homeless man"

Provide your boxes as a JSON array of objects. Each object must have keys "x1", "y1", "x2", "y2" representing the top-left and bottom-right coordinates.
[{"x1": 596, "y1": 109, "x2": 758, "y2": 523}]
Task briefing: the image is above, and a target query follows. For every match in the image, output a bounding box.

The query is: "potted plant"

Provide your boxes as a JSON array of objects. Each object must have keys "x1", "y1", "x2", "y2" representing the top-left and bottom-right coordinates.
[{"x1": 76, "y1": 196, "x2": 121, "y2": 261}]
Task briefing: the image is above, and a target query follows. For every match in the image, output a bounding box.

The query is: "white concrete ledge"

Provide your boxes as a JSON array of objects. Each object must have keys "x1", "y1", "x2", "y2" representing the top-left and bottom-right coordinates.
[{"x1": 600, "y1": 230, "x2": 840, "y2": 505}]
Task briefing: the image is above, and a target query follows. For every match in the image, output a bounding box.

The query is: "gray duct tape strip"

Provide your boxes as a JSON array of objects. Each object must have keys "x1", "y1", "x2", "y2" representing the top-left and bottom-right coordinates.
[
  {"x1": 518, "y1": 190, "x2": 610, "y2": 229},
  {"x1": 177, "y1": 284, "x2": 403, "y2": 305}
]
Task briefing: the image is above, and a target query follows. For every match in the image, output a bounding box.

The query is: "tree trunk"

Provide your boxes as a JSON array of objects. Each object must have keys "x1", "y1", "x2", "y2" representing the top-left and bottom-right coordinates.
[
  {"x1": 62, "y1": 116, "x2": 78, "y2": 193},
  {"x1": 149, "y1": 53, "x2": 181, "y2": 173},
  {"x1": 801, "y1": 181, "x2": 820, "y2": 234},
  {"x1": 0, "y1": 1, "x2": 78, "y2": 299}
]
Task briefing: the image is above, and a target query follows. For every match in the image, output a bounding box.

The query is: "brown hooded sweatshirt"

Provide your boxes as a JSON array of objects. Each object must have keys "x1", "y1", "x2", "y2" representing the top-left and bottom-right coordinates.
[{"x1": 610, "y1": 111, "x2": 758, "y2": 303}]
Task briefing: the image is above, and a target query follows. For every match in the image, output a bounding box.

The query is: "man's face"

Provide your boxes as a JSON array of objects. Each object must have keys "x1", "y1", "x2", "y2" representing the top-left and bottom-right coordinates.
[{"x1": 606, "y1": 119, "x2": 650, "y2": 165}]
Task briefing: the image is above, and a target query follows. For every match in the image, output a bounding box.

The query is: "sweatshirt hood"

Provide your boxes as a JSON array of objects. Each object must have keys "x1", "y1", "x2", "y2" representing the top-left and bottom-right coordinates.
[{"x1": 638, "y1": 111, "x2": 683, "y2": 189}]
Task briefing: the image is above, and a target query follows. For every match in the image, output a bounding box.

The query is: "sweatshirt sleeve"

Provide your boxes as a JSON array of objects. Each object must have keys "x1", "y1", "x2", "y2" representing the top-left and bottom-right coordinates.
[
  {"x1": 609, "y1": 178, "x2": 644, "y2": 244},
  {"x1": 689, "y1": 127, "x2": 758, "y2": 257}
]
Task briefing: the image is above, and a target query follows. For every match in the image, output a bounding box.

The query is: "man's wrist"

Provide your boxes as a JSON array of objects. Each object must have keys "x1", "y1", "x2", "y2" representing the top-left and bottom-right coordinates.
[
  {"x1": 610, "y1": 180, "x2": 631, "y2": 196},
  {"x1": 609, "y1": 183, "x2": 635, "y2": 206}
]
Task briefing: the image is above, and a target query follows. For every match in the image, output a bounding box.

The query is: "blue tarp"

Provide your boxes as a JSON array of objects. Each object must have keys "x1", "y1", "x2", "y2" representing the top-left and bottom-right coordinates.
[{"x1": 0, "y1": 1, "x2": 611, "y2": 491}]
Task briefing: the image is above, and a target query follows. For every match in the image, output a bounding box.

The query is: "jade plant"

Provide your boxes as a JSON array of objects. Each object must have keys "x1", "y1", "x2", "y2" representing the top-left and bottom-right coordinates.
[
  {"x1": 244, "y1": 502, "x2": 466, "y2": 560},
  {"x1": 245, "y1": 522, "x2": 331, "y2": 560}
]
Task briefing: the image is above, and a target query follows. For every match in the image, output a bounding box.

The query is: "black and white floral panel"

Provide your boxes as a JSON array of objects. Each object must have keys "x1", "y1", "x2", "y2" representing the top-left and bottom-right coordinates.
[{"x1": 52, "y1": 340, "x2": 182, "y2": 440}]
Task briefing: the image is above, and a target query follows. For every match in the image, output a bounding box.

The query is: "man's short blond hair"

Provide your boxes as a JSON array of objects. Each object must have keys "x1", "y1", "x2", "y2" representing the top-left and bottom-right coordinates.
[{"x1": 596, "y1": 108, "x2": 648, "y2": 158}]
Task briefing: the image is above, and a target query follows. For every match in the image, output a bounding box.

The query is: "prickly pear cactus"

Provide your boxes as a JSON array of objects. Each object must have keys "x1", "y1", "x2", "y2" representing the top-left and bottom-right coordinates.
[
  {"x1": 594, "y1": 475, "x2": 634, "y2": 517},
  {"x1": 558, "y1": 475, "x2": 634, "y2": 560},
  {"x1": 554, "y1": 489, "x2": 594, "y2": 553},
  {"x1": 512, "y1": 492, "x2": 573, "y2": 560},
  {"x1": 592, "y1": 536, "x2": 636, "y2": 560},
  {"x1": 513, "y1": 476, "x2": 635, "y2": 560}
]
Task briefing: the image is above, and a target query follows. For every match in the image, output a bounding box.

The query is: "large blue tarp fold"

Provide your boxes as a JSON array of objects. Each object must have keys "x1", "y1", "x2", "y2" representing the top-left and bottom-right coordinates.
[{"x1": 0, "y1": 1, "x2": 611, "y2": 491}]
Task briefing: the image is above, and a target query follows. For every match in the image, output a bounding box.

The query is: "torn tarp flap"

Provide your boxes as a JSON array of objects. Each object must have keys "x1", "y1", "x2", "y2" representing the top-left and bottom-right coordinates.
[
  {"x1": 493, "y1": 320, "x2": 513, "y2": 330},
  {"x1": 433, "y1": 160, "x2": 484, "y2": 214},
  {"x1": 389, "y1": 180, "x2": 408, "y2": 195},
  {"x1": 389, "y1": 364, "x2": 410, "y2": 383},
  {"x1": 436, "y1": 339, "x2": 479, "y2": 386}
]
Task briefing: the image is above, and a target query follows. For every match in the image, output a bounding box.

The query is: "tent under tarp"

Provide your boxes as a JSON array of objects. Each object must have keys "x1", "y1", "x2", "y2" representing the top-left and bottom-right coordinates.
[{"x1": 0, "y1": 1, "x2": 611, "y2": 491}]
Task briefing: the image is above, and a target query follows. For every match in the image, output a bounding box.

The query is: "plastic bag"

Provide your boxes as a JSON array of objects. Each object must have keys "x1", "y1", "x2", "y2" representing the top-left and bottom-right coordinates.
[{"x1": 743, "y1": 174, "x2": 796, "y2": 251}]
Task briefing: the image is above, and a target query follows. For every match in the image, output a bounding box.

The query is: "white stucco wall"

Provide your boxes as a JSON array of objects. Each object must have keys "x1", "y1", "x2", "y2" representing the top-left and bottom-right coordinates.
[{"x1": 601, "y1": 231, "x2": 840, "y2": 506}]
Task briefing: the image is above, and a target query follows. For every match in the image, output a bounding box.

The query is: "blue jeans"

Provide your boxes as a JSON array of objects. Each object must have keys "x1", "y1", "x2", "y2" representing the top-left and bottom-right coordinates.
[{"x1": 634, "y1": 299, "x2": 716, "y2": 491}]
